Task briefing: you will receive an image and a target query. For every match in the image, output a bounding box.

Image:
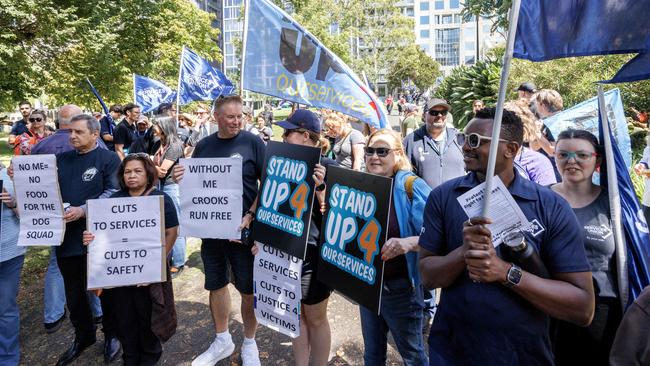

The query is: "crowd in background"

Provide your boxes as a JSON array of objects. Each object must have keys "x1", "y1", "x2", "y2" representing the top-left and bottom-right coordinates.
[{"x1": 1, "y1": 84, "x2": 650, "y2": 366}]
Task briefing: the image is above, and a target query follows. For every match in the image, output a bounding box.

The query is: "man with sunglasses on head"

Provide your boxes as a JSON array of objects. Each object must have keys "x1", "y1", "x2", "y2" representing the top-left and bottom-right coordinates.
[
  {"x1": 418, "y1": 107, "x2": 595, "y2": 366},
  {"x1": 403, "y1": 98, "x2": 465, "y2": 190}
]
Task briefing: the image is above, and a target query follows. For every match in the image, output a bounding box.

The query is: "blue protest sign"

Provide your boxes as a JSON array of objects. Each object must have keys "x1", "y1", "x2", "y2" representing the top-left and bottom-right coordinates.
[
  {"x1": 177, "y1": 46, "x2": 234, "y2": 105},
  {"x1": 543, "y1": 88, "x2": 632, "y2": 168},
  {"x1": 133, "y1": 74, "x2": 177, "y2": 113},
  {"x1": 242, "y1": 0, "x2": 388, "y2": 129}
]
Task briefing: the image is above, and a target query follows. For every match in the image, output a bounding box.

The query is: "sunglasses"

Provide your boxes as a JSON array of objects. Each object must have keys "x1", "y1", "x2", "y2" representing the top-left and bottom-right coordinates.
[
  {"x1": 456, "y1": 133, "x2": 509, "y2": 149},
  {"x1": 282, "y1": 128, "x2": 307, "y2": 138},
  {"x1": 364, "y1": 147, "x2": 393, "y2": 157},
  {"x1": 556, "y1": 150, "x2": 598, "y2": 162},
  {"x1": 29, "y1": 117, "x2": 43, "y2": 122},
  {"x1": 428, "y1": 109, "x2": 448, "y2": 117}
]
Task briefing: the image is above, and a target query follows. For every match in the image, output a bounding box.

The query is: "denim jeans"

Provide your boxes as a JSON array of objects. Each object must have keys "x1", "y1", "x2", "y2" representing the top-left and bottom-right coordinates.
[
  {"x1": 44, "y1": 249, "x2": 66, "y2": 323},
  {"x1": 162, "y1": 183, "x2": 185, "y2": 268},
  {"x1": 0, "y1": 255, "x2": 24, "y2": 366},
  {"x1": 360, "y1": 277, "x2": 428, "y2": 366}
]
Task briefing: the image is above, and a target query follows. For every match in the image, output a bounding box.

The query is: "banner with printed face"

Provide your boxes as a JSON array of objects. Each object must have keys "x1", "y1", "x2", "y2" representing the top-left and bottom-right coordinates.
[
  {"x1": 253, "y1": 243, "x2": 302, "y2": 338},
  {"x1": 254, "y1": 141, "x2": 320, "y2": 259},
  {"x1": 242, "y1": 0, "x2": 389, "y2": 129},
  {"x1": 86, "y1": 196, "x2": 165, "y2": 289},
  {"x1": 179, "y1": 157, "x2": 243, "y2": 239},
  {"x1": 13, "y1": 155, "x2": 65, "y2": 246},
  {"x1": 317, "y1": 166, "x2": 392, "y2": 314}
]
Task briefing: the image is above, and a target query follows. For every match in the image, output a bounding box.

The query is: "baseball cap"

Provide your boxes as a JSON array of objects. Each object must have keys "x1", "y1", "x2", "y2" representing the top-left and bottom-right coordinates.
[
  {"x1": 404, "y1": 104, "x2": 416, "y2": 112},
  {"x1": 516, "y1": 82, "x2": 537, "y2": 93},
  {"x1": 424, "y1": 98, "x2": 451, "y2": 111},
  {"x1": 276, "y1": 109, "x2": 321, "y2": 133}
]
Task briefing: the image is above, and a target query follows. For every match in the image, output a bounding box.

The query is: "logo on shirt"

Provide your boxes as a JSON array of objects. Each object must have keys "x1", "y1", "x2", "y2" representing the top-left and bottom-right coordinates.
[
  {"x1": 584, "y1": 224, "x2": 612, "y2": 242},
  {"x1": 230, "y1": 153, "x2": 243, "y2": 160},
  {"x1": 82, "y1": 167, "x2": 98, "y2": 182},
  {"x1": 523, "y1": 218, "x2": 545, "y2": 237}
]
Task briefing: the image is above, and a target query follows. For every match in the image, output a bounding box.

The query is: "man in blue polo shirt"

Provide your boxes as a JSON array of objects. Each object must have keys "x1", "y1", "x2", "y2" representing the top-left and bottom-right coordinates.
[
  {"x1": 418, "y1": 107, "x2": 595, "y2": 365},
  {"x1": 53, "y1": 114, "x2": 122, "y2": 365}
]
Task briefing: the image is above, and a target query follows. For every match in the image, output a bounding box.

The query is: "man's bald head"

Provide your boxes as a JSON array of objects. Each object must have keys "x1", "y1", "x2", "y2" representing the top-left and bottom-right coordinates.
[{"x1": 58, "y1": 105, "x2": 83, "y2": 128}]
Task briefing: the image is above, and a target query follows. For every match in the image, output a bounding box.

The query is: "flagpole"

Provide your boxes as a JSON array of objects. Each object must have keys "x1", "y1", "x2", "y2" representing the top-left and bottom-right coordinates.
[
  {"x1": 132, "y1": 73, "x2": 136, "y2": 104},
  {"x1": 597, "y1": 85, "x2": 629, "y2": 309},
  {"x1": 480, "y1": 0, "x2": 521, "y2": 218},
  {"x1": 176, "y1": 46, "x2": 185, "y2": 122},
  {"x1": 240, "y1": 0, "x2": 251, "y2": 98}
]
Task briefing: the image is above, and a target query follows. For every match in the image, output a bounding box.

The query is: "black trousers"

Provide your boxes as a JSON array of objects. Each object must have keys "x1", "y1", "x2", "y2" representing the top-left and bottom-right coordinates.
[
  {"x1": 111, "y1": 286, "x2": 162, "y2": 366},
  {"x1": 57, "y1": 254, "x2": 117, "y2": 343}
]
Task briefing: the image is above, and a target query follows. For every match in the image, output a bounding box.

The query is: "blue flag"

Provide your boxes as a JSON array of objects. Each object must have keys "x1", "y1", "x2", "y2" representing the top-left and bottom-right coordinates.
[
  {"x1": 514, "y1": 0, "x2": 650, "y2": 81},
  {"x1": 603, "y1": 53, "x2": 650, "y2": 84},
  {"x1": 177, "y1": 46, "x2": 234, "y2": 105},
  {"x1": 133, "y1": 74, "x2": 177, "y2": 113},
  {"x1": 242, "y1": 0, "x2": 389, "y2": 129},
  {"x1": 86, "y1": 78, "x2": 112, "y2": 124},
  {"x1": 598, "y1": 93, "x2": 650, "y2": 306}
]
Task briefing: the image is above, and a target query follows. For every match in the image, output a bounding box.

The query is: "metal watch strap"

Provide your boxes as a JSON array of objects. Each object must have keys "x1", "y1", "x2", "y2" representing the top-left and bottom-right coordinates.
[{"x1": 504, "y1": 264, "x2": 522, "y2": 288}]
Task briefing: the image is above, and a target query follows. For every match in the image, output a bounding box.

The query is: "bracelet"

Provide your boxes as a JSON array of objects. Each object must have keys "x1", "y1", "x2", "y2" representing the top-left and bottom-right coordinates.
[{"x1": 245, "y1": 210, "x2": 256, "y2": 218}]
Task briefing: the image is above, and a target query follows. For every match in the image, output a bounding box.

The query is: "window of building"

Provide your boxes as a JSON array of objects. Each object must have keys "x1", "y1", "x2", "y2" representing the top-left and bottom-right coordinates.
[
  {"x1": 435, "y1": 28, "x2": 460, "y2": 67},
  {"x1": 420, "y1": 44, "x2": 430, "y2": 53},
  {"x1": 420, "y1": 15, "x2": 430, "y2": 24},
  {"x1": 420, "y1": 29, "x2": 430, "y2": 38},
  {"x1": 464, "y1": 41, "x2": 475, "y2": 51},
  {"x1": 465, "y1": 55, "x2": 476, "y2": 65},
  {"x1": 454, "y1": 14, "x2": 461, "y2": 23},
  {"x1": 464, "y1": 15, "x2": 476, "y2": 22},
  {"x1": 442, "y1": 15, "x2": 452, "y2": 24},
  {"x1": 420, "y1": 2, "x2": 429, "y2": 11},
  {"x1": 450, "y1": 0, "x2": 460, "y2": 9},
  {"x1": 406, "y1": 7, "x2": 414, "y2": 16},
  {"x1": 435, "y1": 0, "x2": 444, "y2": 10},
  {"x1": 435, "y1": 15, "x2": 440, "y2": 24}
]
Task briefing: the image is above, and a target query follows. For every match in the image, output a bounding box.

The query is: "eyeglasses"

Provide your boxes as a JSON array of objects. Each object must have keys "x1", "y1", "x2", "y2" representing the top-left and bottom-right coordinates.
[
  {"x1": 364, "y1": 147, "x2": 393, "y2": 157},
  {"x1": 556, "y1": 150, "x2": 598, "y2": 162},
  {"x1": 428, "y1": 109, "x2": 448, "y2": 117},
  {"x1": 28, "y1": 117, "x2": 43, "y2": 122},
  {"x1": 456, "y1": 133, "x2": 509, "y2": 149}
]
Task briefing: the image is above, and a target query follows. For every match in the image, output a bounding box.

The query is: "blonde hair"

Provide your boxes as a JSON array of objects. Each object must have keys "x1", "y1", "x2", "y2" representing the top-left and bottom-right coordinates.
[
  {"x1": 324, "y1": 113, "x2": 349, "y2": 134},
  {"x1": 179, "y1": 113, "x2": 195, "y2": 127},
  {"x1": 533, "y1": 89, "x2": 563, "y2": 113},
  {"x1": 366, "y1": 129, "x2": 412, "y2": 173},
  {"x1": 505, "y1": 100, "x2": 538, "y2": 143}
]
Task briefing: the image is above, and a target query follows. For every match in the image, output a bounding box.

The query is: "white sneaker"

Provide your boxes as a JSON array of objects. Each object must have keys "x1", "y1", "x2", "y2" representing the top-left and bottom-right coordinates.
[
  {"x1": 241, "y1": 340, "x2": 261, "y2": 366},
  {"x1": 191, "y1": 336, "x2": 235, "y2": 366}
]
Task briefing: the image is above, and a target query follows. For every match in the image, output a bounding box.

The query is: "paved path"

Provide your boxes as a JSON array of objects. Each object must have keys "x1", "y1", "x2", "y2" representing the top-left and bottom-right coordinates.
[{"x1": 18, "y1": 240, "x2": 405, "y2": 365}]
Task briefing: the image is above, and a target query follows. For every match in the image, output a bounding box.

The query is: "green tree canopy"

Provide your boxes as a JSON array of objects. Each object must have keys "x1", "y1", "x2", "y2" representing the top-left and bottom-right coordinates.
[
  {"x1": 387, "y1": 45, "x2": 440, "y2": 92},
  {"x1": 0, "y1": 0, "x2": 221, "y2": 110}
]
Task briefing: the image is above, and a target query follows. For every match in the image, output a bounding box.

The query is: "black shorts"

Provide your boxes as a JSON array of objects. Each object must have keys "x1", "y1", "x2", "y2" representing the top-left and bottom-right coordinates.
[
  {"x1": 201, "y1": 239, "x2": 254, "y2": 294},
  {"x1": 301, "y1": 244, "x2": 332, "y2": 305}
]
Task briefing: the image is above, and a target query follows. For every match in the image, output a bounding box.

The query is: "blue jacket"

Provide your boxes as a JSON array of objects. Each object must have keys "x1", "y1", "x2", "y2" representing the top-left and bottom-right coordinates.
[{"x1": 392, "y1": 170, "x2": 432, "y2": 287}]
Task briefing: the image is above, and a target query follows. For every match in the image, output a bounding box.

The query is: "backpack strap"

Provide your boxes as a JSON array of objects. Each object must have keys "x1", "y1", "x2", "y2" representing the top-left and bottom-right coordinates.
[{"x1": 405, "y1": 175, "x2": 417, "y2": 201}]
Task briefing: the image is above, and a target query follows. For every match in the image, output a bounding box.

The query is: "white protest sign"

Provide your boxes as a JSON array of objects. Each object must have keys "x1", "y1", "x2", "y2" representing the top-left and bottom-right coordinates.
[
  {"x1": 13, "y1": 155, "x2": 65, "y2": 246},
  {"x1": 254, "y1": 243, "x2": 302, "y2": 338},
  {"x1": 179, "y1": 158, "x2": 242, "y2": 239},
  {"x1": 86, "y1": 195, "x2": 165, "y2": 289},
  {"x1": 457, "y1": 176, "x2": 531, "y2": 247}
]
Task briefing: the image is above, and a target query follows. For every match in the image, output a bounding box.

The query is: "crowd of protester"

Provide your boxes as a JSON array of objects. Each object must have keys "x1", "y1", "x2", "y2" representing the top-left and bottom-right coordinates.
[{"x1": 1, "y1": 86, "x2": 650, "y2": 366}]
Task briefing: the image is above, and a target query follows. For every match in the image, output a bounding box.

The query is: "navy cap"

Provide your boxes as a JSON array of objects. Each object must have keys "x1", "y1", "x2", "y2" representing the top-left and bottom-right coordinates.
[
  {"x1": 276, "y1": 109, "x2": 321, "y2": 133},
  {"x1": 516, "y1": 82, "x2": 537, "y2": 93}
]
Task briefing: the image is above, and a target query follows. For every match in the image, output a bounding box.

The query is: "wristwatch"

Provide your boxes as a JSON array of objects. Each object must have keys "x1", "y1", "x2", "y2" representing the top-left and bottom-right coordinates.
[
  {"x1": 244, "y1": 210, "x2": 256, "y2": 219},
  {"x1": 504, "y1": 263, "x2": 522, "y2": 288}
]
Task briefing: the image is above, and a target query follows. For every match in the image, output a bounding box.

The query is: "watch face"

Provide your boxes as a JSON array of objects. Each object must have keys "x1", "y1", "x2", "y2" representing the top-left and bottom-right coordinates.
[{"x1": 508, "y1": 266, "x2": 523, "y2": 285}]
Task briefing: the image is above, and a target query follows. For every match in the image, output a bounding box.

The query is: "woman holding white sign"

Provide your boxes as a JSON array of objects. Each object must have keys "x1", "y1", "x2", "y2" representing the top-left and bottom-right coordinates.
[
  {"x1": 83, "y1": 154, "x2": 179, "y2": 366},
  {"x1": 254, "y1": 109, "x2": 334, "y2": 366},
  {"x1": 360, "y1": 129, "x2": 431, "y2": 365}
]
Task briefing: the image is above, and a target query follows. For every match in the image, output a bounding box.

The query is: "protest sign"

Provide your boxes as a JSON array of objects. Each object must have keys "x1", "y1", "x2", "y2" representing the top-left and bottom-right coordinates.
[
  {"x1": 86, "y1": 195, "x2": 165, "y2": 289},
  {"x1": 179, "y1": 158, "x2": 242, "y2": 239},
  {"x1": 317, "y1": 166, "x2": 392, "y2": 314},
  {"x1": 457, "y1": 176, "x2": 531, "y2": 247},
  {"x1": 254, "y1": 141, "x2": 321, "y2": 259},
  {"x1": 253, "y1": 243, "x2": 302, "y2": 338},
  {"x1": 13, "y1": 155, "x2": 65, "y2": 246}
]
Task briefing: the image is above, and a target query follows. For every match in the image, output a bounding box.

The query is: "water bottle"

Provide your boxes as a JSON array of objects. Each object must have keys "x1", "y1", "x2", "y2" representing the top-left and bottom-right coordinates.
[{"x1": 501, "y1": 230, "x2": 550, "y2": 279}]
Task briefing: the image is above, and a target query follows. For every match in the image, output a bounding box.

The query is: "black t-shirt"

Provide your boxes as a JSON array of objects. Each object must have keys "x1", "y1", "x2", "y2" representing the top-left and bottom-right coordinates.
[
  {"x1": 10, "y1": 119, "x2": 29, "y2": 136},
  {"x1": 191, "y1": 130, "x2": 265, "y2": 213},
  {"x1": 158, "y1": 141, "x2": 184, "y2": 186},
  {"x1": 113, "y1": 119, "x2": 136, "y2": 151},
  {"x1": 109, "y1": 189, "x2": 179, "y2": 229},
  {"x1": 307, "y1": 157, "x2": 337, "y2": 247},
  {"x1": 99, "y1": 116, "x2": 116, "y2": 151},
  {"x1": 56, "y1": 148, "x2": 121, "y2": 258}
]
